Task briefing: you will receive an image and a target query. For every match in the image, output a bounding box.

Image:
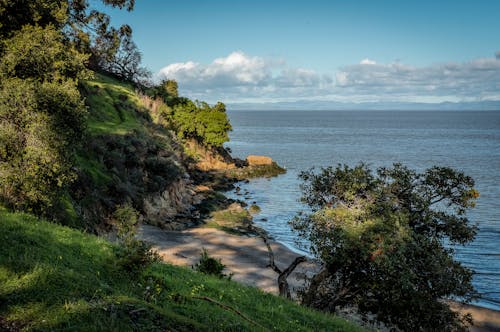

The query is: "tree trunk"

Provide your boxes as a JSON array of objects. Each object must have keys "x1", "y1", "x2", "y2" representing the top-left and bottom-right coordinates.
[
  {"x1": 256, "y1": 227, "x2": 306, "y2": 299},
  {"x1": 301, "y1": 267, "x2": 330, "y2": 307}
]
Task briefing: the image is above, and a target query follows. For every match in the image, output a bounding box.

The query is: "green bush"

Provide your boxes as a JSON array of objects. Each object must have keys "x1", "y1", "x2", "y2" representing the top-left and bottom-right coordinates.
[
  {"x1": 193, "y1": 249, "x2": 231, "y2": 279},
  {"x1": 113, "y1": 204, "x2": 160, "y2": 273}
]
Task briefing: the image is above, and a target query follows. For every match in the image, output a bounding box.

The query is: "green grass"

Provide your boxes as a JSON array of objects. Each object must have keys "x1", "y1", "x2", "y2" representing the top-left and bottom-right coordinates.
[
  {"x1": 82, "y1": 73, "x2": 144, "y2": 136},
  {"x1": 75, "y1": 73, "x2": 148, "y2": 189},
  {"x1": 0, "y1": 208, "x2": 364, "y2": 331},
  {"x1": 202, "y1": 204, "x2": 257, "y2": 235}
]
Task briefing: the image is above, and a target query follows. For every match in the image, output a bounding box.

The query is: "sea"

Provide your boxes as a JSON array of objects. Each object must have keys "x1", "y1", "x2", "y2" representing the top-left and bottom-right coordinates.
[{"x1": 224, "y1": 110, "x2": 500, "y2": 310}]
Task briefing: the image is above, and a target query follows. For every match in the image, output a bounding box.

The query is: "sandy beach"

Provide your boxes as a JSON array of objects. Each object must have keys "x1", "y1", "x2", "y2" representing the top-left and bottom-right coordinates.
[
  {"x1": 138, "y1": 224, "x2": 500, "y2": 332},
  {"x1": 138, "y1": 224, "x2": 318, "y2": 294}
]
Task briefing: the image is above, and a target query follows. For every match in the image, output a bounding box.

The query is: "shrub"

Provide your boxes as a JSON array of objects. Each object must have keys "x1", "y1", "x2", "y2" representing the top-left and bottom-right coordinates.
[
  {"x1": 0, "y1": 26, "x2": 88, "y2": 218},
  {"x1": 113, "y1": 204, "x2": 160, "y2": 273},
  {"x1": 193, "y1": 249, "x2": 231, "y2": 279}
]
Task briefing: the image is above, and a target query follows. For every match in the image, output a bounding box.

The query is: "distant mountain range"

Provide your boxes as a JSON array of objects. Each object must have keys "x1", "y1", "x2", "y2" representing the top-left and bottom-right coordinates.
[{"x1": 228, "y1": 100, "x2": 500, "y2": 111}]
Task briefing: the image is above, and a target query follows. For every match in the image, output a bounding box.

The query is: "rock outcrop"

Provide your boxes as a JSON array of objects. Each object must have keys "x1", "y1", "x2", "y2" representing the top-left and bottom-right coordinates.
[
  {"x1": 246, "y1": 155, "x2": 274, "y2": 166},
  {"x1": 143, "y1": 178, "x2": 202, "y2": 230},
  {"x1": 185, "y1": 139, "x2": 236, "y2": 171}
]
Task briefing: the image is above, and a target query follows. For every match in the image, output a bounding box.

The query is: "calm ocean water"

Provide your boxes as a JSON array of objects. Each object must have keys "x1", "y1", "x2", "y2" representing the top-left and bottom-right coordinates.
[{"x1": 225, "y1": 110, "x2": 500, "y2": 310}]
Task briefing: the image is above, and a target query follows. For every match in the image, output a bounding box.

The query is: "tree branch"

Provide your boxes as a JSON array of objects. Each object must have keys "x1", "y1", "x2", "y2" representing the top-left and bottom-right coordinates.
[
  {"x1": 254, "y1": 226, "x2": 306, "y2": 298},
  {"x1": 192, "y1": 295, "x2": 268, "y2": 331}
]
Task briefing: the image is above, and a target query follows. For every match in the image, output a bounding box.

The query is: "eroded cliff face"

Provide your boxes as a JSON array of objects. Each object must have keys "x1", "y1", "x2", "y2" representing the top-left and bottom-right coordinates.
[
  {"x1": 143, "y1": 178, "x2": 203, "y2": 230},
  {"x1": 184, "y1": 139, "x2": 236, "y2": 171}
]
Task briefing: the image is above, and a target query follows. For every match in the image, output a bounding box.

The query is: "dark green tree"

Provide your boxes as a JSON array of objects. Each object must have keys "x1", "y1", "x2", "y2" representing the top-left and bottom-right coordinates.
[
  {"x1": 291, "y1": 163, "x2": 479, "y2": 331},
  {"x1": 0, "y1": 0, "x2": 146, "y2": 82},
  {"x1": 0, "y1": 0, "x2": 145, "y2": 218},
  {"x1": 0, "y1": 25, "x2": 89, "y2": 216}
]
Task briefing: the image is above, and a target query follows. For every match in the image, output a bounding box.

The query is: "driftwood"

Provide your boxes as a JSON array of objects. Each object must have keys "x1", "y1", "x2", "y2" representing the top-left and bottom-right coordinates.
[{"x1": 254, "y1": 227, "x2": 306, "y2": 298}]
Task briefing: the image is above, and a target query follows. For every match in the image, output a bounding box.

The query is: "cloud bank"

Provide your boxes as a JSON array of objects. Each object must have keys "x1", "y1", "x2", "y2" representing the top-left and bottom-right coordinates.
[
  {"x1": 158, "y1": 51, "x2": 500, "y2": 105},
  {"x1": 158, "y1": 51, "x2": 333, "y2": 102}
]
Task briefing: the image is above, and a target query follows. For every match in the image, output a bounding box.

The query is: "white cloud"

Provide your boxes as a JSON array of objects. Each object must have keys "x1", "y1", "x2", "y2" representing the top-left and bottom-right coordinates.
[
  {"x1": 335, "y1": 56, "x2": 500, "y2": 102},
  {"x1": 360, "y1": 58, "x2": 377, "y2": 65},
  {"x1": 158, "y1": 52, "x2": 500, "y2": 104},
  {"x1": 158, "y1": 51, "x2": 332, "y2": 102}
]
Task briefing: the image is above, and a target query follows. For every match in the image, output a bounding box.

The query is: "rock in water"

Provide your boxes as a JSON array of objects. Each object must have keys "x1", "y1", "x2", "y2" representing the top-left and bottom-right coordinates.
[{"x1": 246, "y1": 155, "x2": 273, "y2": 166}]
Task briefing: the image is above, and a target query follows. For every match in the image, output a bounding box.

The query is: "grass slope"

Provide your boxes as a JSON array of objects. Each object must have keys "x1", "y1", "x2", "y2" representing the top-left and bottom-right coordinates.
[
  {"x1": 77, "y1": 73, "x2": 148, "y2": 187},
  {"x1": 70, "y1": 73, "x2": 183, "y2": 229},
  {"x1": 83, "y1": 73, "x2": 143, "y2": 136},
  {"x1": 0, "y1": 208, "x2": 364, "y2": 331}
]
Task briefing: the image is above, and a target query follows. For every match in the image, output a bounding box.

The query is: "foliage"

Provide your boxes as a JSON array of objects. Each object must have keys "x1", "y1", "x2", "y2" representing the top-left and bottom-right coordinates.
[
  {"x1": 194, "y1": 249, "x2": 231, "y2": 279},
  {"x1": 0, "y1": 25, "x2": 88, "y2": 217},
  {"x1": 113, "y1": 203, "x2": 140, "y2": 239},
  {"x1": 0, "y1": 0, "x2": 68, "y2": 38},
  {"x1": 292, "y1": 163, "x2": 478, "y2": 331},
  {"x1": 95, "y1": 29, "x2": 150, "y2": 84},
  {"x1": 171, "y1": 100, "x2": 232, "y2": 148},
  {"x1": 151, "y1": 79, "x2": 179, "y2": 101},
  {"x1": 0, "y1": 0, "x2": 146, "y2": 82},
  {"x1": 0, "y1": 208, "x2": 364, "y2": 331},
  {"x1": 116, "y1": 233, "x2": 161, "y2": 275},
  {"x1": 64, "y1": 0, "x2": 143, "y2": 80},
  {"x1": 0, "y1": 0, "x2": 147, "y2": 219},
  {"x1": 112, "y1": 203, "x2": 160, "y2": 273},
  {"x1": 163, "y1": 79, "x2": 179, "y2": 97}
]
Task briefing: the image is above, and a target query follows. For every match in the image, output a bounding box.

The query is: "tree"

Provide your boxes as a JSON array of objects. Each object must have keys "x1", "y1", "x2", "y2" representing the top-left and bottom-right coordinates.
[
  {"x1": 171, "y1": 100, "x2": 232, "y2": 148},
  {"x1": 163, "y1": 79, "x2": 179, "y2": 98},
  {"x1": 0, "y1": 25, "x2": 89, "y2": 216},
  {"x1": 291, "y1": 163, "x2": 479, "y2": 331},
  {"x1": 96, "y1": 31, "x2": 150, "y2": 84},
  {"x1": 0, "y1": 0, "x2": 144, "y2": 218},
  {"x1": 0, "y1": 0, "x2": 144, "y2": 82}
]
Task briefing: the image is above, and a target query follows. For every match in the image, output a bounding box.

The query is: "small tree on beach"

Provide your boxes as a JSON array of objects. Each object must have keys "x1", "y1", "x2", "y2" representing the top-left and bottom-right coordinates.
[{"x1": 291, "y1": 163, "x2": 479, "y2": 331}]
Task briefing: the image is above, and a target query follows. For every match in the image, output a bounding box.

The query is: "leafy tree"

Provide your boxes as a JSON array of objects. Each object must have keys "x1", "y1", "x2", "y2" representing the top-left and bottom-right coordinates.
[
  {"x1": 0, "y1": 0, "x2": 67, "y2": 38},
  {"x1": 164, "y1": 79, "x2": 179, "y2": 97},
  {"x1": 0, "y1": 0, "x2": 145, "y2": 82},
  {"x1": 147, "y1": 79, "x2": 181, "y2": 107},
  {"x1": 291, "y1": 163, "x2": 479, "y2": 331},
  {"x1": 171, "y1": 100, "x2": 232, "y2": 148},
  {"x1": 0, "y1": 25, "x2": 89, "y2": 216},
  {"x1": 0, "y1": 0, "x2": 146, "y2": 218}
]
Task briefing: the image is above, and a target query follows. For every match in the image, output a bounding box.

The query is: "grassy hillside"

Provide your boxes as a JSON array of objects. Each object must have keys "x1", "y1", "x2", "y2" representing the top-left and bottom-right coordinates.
[
  {"x1": 71, "y1": 73, "x2": 185, "y2": 230},
  {"x1": 0, "y1": 208, "x2": 364, "y2": 331}
]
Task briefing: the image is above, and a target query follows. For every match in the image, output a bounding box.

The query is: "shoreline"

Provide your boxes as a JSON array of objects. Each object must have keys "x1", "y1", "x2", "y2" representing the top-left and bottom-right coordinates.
[{"x1": 138, "y1": 223, "x2": 500, "y2": 331}]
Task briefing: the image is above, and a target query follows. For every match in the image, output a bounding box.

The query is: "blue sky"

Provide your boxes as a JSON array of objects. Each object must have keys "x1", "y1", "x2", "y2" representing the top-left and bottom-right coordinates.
[{"x1": 102, "y1": 0, "x2": 500, "y2": 106}]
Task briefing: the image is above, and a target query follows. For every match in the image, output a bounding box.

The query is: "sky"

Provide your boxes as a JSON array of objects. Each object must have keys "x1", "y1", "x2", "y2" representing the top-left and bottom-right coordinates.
[{"x1": 100, "y1": 0, "x2": 500, "y2": 107}]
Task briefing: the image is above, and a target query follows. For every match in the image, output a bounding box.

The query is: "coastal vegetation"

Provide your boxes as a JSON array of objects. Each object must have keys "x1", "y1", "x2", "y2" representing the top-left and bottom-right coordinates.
[
  {"x1": 0, "y1": 208, "x2": 364, "y2": 331},
  {"x1": 292, "y1": 163, "x2": 479, "y2": 331},
  {"x1": 0, "y1": 1, "x2": 487, "y2": 331}
]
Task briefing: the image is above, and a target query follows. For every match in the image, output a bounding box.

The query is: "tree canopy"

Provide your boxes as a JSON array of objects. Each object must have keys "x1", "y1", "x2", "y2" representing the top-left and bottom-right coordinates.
[
  {"x1": 0, "y1": 0, "x2": 142, "y2": 217},
  {"x1": 170, "y1": 100, "x2": 232, "y2": 149},
  {"x1": 292, "y1": 163, "x2": 479, "y2": 331}
]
